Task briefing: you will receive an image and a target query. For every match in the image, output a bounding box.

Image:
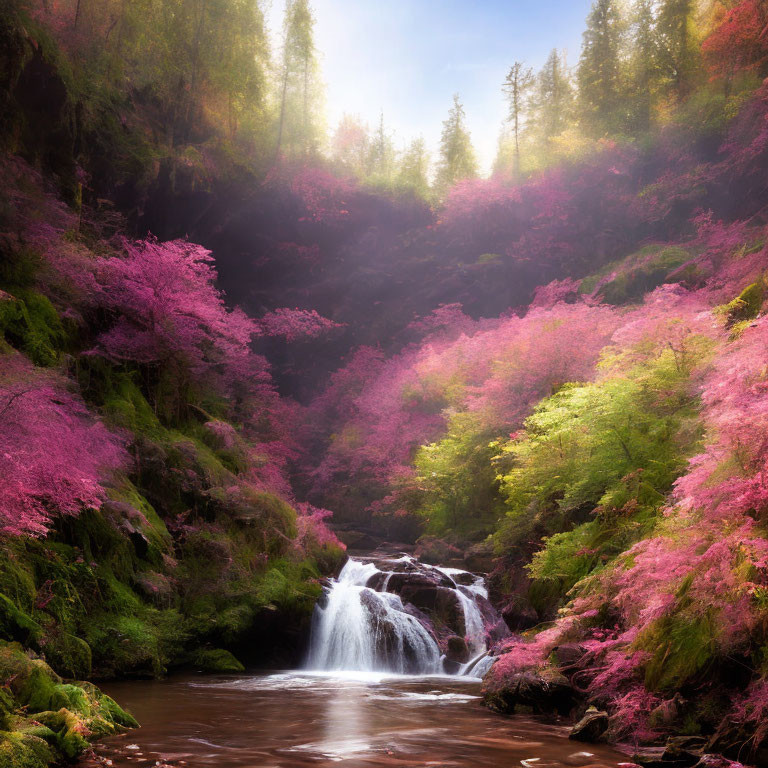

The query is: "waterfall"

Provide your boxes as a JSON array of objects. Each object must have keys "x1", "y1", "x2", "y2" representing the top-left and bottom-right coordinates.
[{"x1": 306, "y1": 556, "x2": 497, "y2": 676}]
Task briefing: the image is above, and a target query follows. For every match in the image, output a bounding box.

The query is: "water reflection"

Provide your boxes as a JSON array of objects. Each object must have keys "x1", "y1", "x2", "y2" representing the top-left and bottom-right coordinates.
[{"x1": 82, "y1": 672, "x2": 628, "y2": 768}]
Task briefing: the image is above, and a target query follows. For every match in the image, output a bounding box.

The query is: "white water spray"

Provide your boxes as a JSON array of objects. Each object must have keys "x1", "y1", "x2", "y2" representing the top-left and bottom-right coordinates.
[{"x1": 307, "y1": 556, "x2": 496, "y2": 676}]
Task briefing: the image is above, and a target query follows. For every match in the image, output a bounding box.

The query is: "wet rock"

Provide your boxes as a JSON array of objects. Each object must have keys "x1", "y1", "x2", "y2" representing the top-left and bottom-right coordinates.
[
  {"x1": 501, "y1": 598, "x2": 539, "y2": 632},
  {"x1": 569, "y1": 707, "x2": 609, "y2": 742},
  {"x1": 486, "y1": 669, "x2": 575, "y2": 716},
  {"x1": 662, "y1": 736, "x2": 707, "y2": 763},
  {"x1": 631, "y1": 747, "x2": 695, "y2": 768},
  {"x1": 445, "y1": 635, "x2": 470, "y2": 664}
]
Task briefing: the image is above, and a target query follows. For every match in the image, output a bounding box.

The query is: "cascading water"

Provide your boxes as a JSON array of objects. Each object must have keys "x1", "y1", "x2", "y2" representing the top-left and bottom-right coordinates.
[{"x1": 306, "y1": 555, "x2": 500, "y2": 676}]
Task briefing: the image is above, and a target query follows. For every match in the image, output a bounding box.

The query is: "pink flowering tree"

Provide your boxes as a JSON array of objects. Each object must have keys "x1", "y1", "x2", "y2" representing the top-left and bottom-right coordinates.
[{"x1": 0, "y1": 356, "x2": 127, "y2": 536}]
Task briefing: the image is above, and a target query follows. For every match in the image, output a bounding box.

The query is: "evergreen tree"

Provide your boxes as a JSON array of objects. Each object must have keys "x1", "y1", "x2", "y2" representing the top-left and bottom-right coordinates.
[
  {"x1": 435, "y1": 94, "x2": 478, "y2": 193},
  {"x1": 396, "y1": 137, "x2": 431, "y2": 199},
  {"x1": 501, "y1": 61, "x2": 534, "y2": 175},
  {"x1": 367, "y1": 112, "x2": 396, "y2": 185},
  {"x1": 531, "y1": 49, "x2": 575, "y2": 143},
  {"x1": 275, "y1": 0, "x2": 322, "y2": 160},
  {"x1": 627, "y1": 0, "x2": 661, "y2": 133},
  {"x1": 657, "y1": 0, "x2": 699, "y2": 98},
  {"x1": 577, "y1": 0, "x2": 624, "y2": 136}
]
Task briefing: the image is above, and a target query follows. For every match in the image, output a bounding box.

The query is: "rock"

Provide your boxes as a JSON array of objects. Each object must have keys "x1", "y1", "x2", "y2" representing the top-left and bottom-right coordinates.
[
  {"x1": 336, "y1": 529, "x2": 380, "y2": 551},
  {"x1": 463, "y1": 540, "x2": 495, "y2": 573},
  {"x1": 442, "y1": 658, "x2": 462, "y2": 674},
  {"x1": 553, "y1": 642, "x2": 587, "y2": 669},
  {"x1": 445, "y1": 635, "x2": 470, "y2": 664},
  {"x1": 569, "y1": 707, "x2": 609, "y2": 742},
  {"x1": 649, "y1": 693, "x2": 686, "y2": 728},
  {"x1": 662, "y1": 736, "x2": 706, "y2": 763},
  {"x1": 193, "y1": 648, "x2": 245, "y2": 674},
  {"x1": 501, "y1": 599, "x2": 540, "y2": 632},
  {"x1": 486, "y1": 669, "x2": 575, "y2": 716},
  {"x1": 631, "y1": 747, "x2": 695, "y2": 768},
  {"x1": 692, "y1": 756, "x2": 747, "y2": 768},
  {"x1": 415, "y1": 536, "x2": 463, "y2": 565}
]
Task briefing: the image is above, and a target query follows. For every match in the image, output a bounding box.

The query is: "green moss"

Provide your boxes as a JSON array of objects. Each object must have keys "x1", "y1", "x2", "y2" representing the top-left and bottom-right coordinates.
[
  {"x1": 194, "y1": 648, "x2": 245, "y2": 673},
  {"x1": 597, "y1": 246, "x2": 690, "y2": 305},
  {"x1": 0, "y1": 731, "x2": 53, "y2": 768},
  {"x1": 640, "y1": 610, "x2": 716, "y2": 691},
  {"x1": 721, "y1": 281, "x2": 764, "y2": 327},
  {"x1": 42, "y1": 635, "x2": 91, "y2": 681},
  {"x1": 0, "y1": 643, "x2": 69, "y2": 713},
  {"x1": 0, "y1": 594, "x2": 42, "y2": 648},
  {"x1": 0, "y1": 290, "x2": 64, "y2": 366}
]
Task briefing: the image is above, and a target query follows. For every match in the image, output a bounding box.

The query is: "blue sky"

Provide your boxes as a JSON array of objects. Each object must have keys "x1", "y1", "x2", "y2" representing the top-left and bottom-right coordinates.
[{"x1": 267, "y1": 1, "x2": 594, "y2": 173}]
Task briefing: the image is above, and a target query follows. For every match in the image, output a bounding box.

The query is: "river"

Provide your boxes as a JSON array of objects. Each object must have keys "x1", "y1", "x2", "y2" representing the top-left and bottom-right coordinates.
[
  {"x1": 79, "y1": 554, "x2": 631, "y2": 768},
  {"x1": 81, "y1": 671, "x2": 630, "y2": 768}
]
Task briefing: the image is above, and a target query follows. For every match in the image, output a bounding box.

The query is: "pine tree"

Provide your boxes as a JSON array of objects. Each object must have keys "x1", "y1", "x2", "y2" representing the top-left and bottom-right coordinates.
[
  {"x1": 275, "y1": 0, "x2": 321, "y2": 160},
  {"x1": 501, "y1": 61, "x2": 534, "y2": 175},
  {"x1": 435, "y1": 94, "x2": 478, "y2": 193},
  {"x1": 657, "y1": 0, "x2": 699, "y2": 98},
  {"x1": 627, "y1": 0, "x2": 661, "y2": 133},
  {"x1": 396, "y1": 137, "x2": 431, "y2": 199},
  {"x1": 577, "y1": 0, "x2": 624, "y2": 136},
  {"x1": 367, "y1": 112, "x2": 396, "y2": 185},
  {"x1": 531, "y1": 49, "x2": 574, "y2": 143}
]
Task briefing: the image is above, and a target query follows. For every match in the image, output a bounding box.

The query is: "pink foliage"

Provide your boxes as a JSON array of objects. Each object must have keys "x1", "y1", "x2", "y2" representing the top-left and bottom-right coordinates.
[
  {"x1": 293, "y1": 502, "x2": 345, "y2": 554},
  {"x1": 93, "y1": 237, "x2": 257, "y2": 375},
  {"x1": 258, "y1": 307, "x2": 343, "y2": 342},
  {"x1": 0, "y1": 356, "x2": 127, "y2": 536}
]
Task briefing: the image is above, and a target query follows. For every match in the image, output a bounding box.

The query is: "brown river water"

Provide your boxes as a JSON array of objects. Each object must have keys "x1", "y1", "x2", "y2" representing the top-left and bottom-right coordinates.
[{"x1": 80, "y1": 671, "x2": 633, "y2": 768}]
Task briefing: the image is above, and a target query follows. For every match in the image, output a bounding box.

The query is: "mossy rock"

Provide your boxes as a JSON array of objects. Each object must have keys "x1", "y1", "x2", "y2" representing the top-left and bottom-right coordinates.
[
  {"x1": 0, "y1": 290, "x2": 64, "y2": 366},
  {"x1": 0, "y1": 731, "x2": 54, "y2": 768},
  {"x1": 194, "y1": 648, "x2": 245, "y2": 673},
  {"x1": 597, "y1": 246, "x2": 690, "y2": 305},
  {"x1": 0, "y1": 594, "x2": 42, "y2": 648},
  {"x1": 31, "y1": 710, "x2": 89, "y2": 759},
  {"x1": 0, "y1": 642, "x2": 69, "y2": 713},
  {"x1": 41, "y1": 633, "x2": 91, "y2": 680},
  {"x1": 722, "y1": 281, "x2": 764, "y2": 326}
]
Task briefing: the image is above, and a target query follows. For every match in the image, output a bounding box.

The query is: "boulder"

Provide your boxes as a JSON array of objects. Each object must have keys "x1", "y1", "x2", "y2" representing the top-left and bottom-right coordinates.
[
  {"x1": 502, "y1": 598, "x2": 540, "y2": 632},
  {"x1": 414, "y1": 536, "x2": 463, "y2": 566},
  {"x1": 486, "y1": 669, "x2": 575, "y2": 716},
  {"x1": 463, "y1": 540, "x2": 495, "y2": 573},
  {"x1": 569, "y1": 707, "x2": 609, "y2": 742},
  {"x1": 662, "y1": 737, "x2": 707, "y2": 764},
  {"x1": 445, "y1": 635, "x2": 470, "y2": 664}
]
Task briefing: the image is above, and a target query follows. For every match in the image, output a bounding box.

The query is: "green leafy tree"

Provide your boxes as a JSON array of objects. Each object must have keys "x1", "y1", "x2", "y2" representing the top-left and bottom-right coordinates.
[
  {"x1": 414, "y1": 413, "x2": 504, "y2": 536},
  {"x1": 494, "y1": 340, "x2": 711, "y2": 607},
  {"x1": 435, "y1": 94, "x2": 478, "y2": 193}
]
